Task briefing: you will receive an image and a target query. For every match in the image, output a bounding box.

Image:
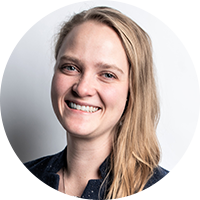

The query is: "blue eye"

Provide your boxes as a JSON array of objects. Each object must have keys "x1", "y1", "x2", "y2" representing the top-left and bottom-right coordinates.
[
  {"x1": 103, "y1": 73, "x2": 115, "y2": 79},
  {"x1": 66, "y1": 66, "x2": 76, "y2": 71},
  {"x1": 60, "y1": 65, "x2": 78, "y2": 73}
]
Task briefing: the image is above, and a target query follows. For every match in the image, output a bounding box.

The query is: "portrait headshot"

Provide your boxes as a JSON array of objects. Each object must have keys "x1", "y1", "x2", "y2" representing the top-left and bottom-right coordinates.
[{"x1": 0, "y1": 0, "x2": 199, "y2": 200}]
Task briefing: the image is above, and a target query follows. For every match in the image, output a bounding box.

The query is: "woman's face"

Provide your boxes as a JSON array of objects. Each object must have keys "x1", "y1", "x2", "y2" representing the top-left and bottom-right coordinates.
[{"x1": 51, "y1": 21, "x2": 129, "y2": 139}]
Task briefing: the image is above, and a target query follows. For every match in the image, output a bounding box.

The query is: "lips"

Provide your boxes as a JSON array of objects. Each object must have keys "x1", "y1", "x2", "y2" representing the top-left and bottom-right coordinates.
[{"x1": 65, "y1": 100, "x2": 100, "y2": 113}]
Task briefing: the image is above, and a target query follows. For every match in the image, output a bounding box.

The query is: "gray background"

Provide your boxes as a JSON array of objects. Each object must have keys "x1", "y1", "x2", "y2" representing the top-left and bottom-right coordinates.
[{"x1": 1, "y1": 0, "x2": 200, "y2": 172}]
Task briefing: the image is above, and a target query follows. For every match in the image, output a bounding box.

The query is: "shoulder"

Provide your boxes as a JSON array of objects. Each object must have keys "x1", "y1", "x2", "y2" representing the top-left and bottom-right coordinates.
[
  {"x1": 8, "y1": 149, "x2": 63, "y2": 174},
  {"x1": 138, "y1": 167, "x2": 192, "y2": 200},
  {"x1": 0, "y1": 148, "x2": 65, "y2": 200}
]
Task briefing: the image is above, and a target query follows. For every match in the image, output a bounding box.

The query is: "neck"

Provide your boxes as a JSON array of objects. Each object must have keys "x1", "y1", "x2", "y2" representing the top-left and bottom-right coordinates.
[{"x1": 66, "y1": 133, "x2": 112, "y2": 180}]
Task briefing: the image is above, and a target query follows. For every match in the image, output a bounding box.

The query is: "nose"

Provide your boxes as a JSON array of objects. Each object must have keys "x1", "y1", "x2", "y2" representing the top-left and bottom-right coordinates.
[{"x1": 72, "y1": 75, "x2": 96, "y2": 97}]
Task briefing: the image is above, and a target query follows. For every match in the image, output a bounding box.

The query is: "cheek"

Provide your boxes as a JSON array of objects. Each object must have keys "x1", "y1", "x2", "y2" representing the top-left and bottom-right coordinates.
[
  {"x1": 51, "y1": 75, "x2": 60, "y2": 101},
  {"x1": 51, "y1": 74, "x2": 67, "y2": 116},
  {"x1": 51, "y1": 75, "x2": 60, "y2": 111},
  {"x1": 102, "y1": 84, "x2": 128, "y2": 112},
  {"x1": 51, "y1": 73, "x2": 67, "y2": 99}
]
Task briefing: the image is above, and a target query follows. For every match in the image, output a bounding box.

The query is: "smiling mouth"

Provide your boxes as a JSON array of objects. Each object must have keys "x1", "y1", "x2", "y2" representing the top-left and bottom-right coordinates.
[{"x1": 65, "y1": 100, "x2": 100, "y2": 113}]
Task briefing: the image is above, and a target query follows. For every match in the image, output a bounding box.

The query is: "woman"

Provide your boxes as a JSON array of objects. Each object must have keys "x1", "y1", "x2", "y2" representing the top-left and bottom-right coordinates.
[{"x1": 25, "y1": 6, "x2": 168, "y2": 199}]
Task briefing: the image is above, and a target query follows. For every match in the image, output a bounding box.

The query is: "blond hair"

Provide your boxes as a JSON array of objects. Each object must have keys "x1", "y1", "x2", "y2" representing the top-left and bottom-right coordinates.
[{"x1": 54, "y1": 6, "x2": 160, "y2": 199}]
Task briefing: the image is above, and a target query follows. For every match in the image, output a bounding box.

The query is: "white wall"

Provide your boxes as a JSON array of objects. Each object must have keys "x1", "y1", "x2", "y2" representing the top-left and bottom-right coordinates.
[{"x1": 1, "y1": 0, "x2": 199, "y2": 173}]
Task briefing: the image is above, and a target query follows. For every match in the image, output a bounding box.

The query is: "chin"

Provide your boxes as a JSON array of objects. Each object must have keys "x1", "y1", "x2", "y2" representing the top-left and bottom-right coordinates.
[{"x1": 64, "y1": 122, "x2": 95, "y2": 138}]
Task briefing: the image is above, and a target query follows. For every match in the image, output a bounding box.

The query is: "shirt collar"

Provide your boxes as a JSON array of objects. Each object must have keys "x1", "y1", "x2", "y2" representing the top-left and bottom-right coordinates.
[{"x1": 46, "y1": 146, "x2": 112, "y2": 180}]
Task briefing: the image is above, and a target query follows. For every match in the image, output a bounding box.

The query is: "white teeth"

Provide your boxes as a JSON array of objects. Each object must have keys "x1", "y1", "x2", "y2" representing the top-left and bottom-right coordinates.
[
  {"x1": 69, "y1": 102, "x2": 99, "y2": 113},
  {"x1": 77, "y1": 105, "x2": 81, "y2": 110},
  {"x1": 89, "y1": 107, "x2": 93, "y2": 112}
]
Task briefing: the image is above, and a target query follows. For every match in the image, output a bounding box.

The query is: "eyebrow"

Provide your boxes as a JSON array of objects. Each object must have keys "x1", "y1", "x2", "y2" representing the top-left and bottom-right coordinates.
[
  {"x1": 58, "y1": 55, "x2": 124, "y2": 74},
  {"x1": 95, "y1": 62, "x2": 124, "y2": 74},
  {"x1": 59, "y1": 55, "x2": 83, "y2": 66}
]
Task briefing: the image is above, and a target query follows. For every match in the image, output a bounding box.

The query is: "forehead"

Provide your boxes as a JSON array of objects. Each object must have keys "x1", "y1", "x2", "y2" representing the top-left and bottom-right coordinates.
[{"x1": 57, "y1": 21, "x2": 129, "y2": 73}]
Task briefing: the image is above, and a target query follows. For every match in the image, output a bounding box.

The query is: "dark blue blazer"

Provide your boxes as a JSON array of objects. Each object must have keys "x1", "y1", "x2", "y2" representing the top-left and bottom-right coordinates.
[{"x1": 0, "y1": 149, "x2": 192, "y2": 200}]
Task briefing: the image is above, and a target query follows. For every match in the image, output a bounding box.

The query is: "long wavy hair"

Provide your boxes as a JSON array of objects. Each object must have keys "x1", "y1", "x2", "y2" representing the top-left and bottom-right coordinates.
[{"x1": 54, "y1": 6, "x2": 160, "y2": 199}]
